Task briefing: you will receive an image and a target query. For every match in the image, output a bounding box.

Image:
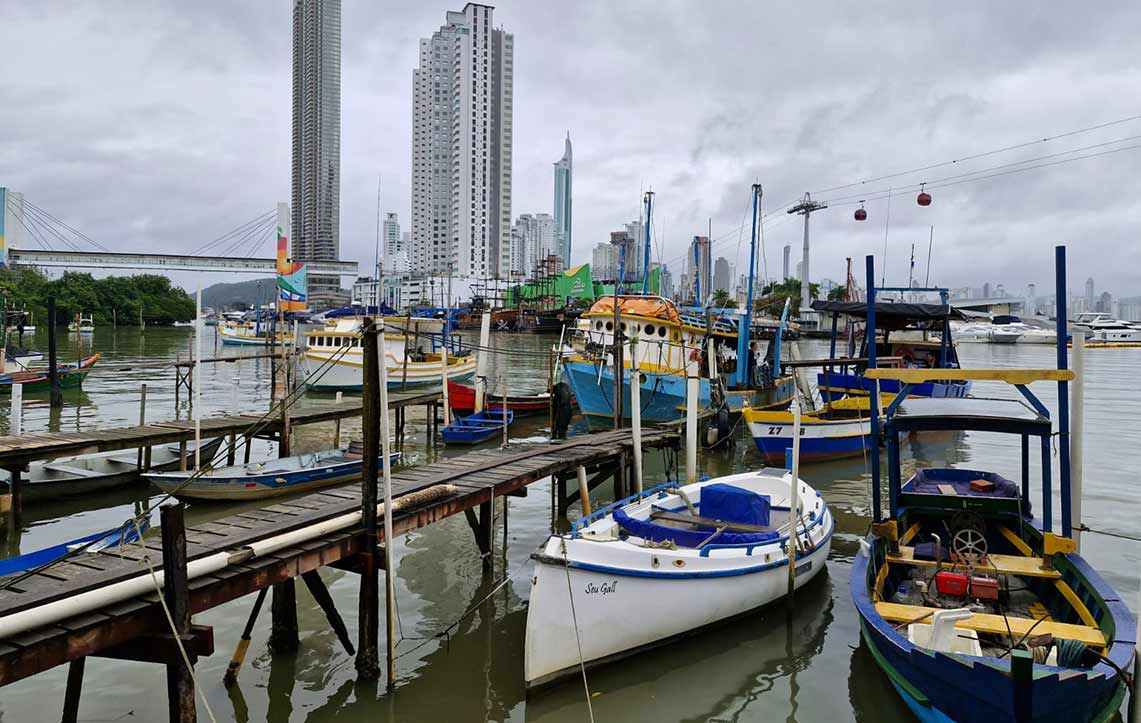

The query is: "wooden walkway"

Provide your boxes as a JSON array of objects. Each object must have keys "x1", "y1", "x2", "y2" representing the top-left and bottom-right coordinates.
[
  {"x1": 0, "y1": 426, "x2": 678, "y2": 687},
  {"x1": 0, "y1": 390, "x2": 441, "y2": 470}
]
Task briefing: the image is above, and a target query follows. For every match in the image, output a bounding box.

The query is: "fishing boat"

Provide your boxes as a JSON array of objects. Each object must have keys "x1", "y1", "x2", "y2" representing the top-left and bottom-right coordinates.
[
  {"x1": 302, "y1": 316, "x2": 476, "y2": 392},
  {"x1": 742, "y1": 395, "x2": 885, "y2": 463},
  {"x1": 440, "y1": 410, "x2": 513, "y2": 445},
  {"x1": 524, "y1": 469, "x2": 834, "y2": 688},
  {"x1": 851, "y1": 250, "x2": 1134, "y2": 723},
  {"x1": 0, "y1": 353, "x2": 99, "y2": 393},
  {"x1": 812, "y1": 298, "x2": 971, "y2": 403},
  {"x1": 145, "y1": 445, "x2": 401, "y2": 501},
  {"x1": 0, "y1": 437, "x2": 222, "y2": 502},
  {"x1": 218, "y1": 319, "x2": 294, "y2": 346},
  {"x1": 446, "y1": 380, "x2": 549, "y2": 416},
  {"x1": 67, "y1": 314, "x2": 95, "y2": 334}
]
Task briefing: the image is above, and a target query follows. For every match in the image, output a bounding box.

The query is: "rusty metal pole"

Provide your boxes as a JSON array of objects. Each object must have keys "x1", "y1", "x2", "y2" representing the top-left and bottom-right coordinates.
[{"x1": 356, "y1": 318, "x2": 381, "y2": 679}]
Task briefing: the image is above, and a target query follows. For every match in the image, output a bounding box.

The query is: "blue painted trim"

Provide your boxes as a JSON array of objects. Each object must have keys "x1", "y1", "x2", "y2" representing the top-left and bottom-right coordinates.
[
  {"x1": 571, "y1": 480, "x2": 678, "y2": 533},
  {"x1": 885, "y1": 384, "x2": 913, "y2": 417},
  {"x1": 1014, "y1": 383, "x2": 1050, "y2": 419},
  {"x1": 1055, "y1": 245, "x2": 1073, "y2": 538}
]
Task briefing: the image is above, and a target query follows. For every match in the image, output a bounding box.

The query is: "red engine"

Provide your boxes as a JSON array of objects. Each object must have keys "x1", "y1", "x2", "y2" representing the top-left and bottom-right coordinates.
[{"x1": 935, "y1": 571, "x2": 969, "y2": 597}]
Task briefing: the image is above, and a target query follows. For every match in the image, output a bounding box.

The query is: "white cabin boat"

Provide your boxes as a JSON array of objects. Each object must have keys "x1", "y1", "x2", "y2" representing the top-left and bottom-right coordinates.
[
  {"x1": 524, "y1": 469, "x2": 833, "y2": 687},
  {"x1": 67, "y1": 315, "x2": 95, "y2": 334},
  {"x1": 302, "y1": 317, "x2": 476, "y2": 392}
]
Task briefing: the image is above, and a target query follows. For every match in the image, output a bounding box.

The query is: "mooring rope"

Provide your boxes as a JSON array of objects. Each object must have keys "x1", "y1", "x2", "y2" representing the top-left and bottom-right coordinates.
[{"x1": 560, "y1": 537, "x2": 596, "y2": 723}]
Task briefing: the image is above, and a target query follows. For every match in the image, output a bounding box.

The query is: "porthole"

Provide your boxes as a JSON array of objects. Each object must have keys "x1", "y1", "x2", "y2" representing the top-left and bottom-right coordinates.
[
  {"x1": 620, "y1": 322, "x2": 627, "y2": 333},
  {"x1": 673, "y1": 559, "x2": 686, "y2": 568},
  {"x1": 658, "y1": 326, "x2": 667, "y2": 338},
  {"x1": 605, "y1": 321, "x2": 613, "y2": 331},
  {"x1": 644, "y1": 324, "x2": 655, "y2": 336},
  {"x1": 595, "y1": 321, "x2": 603, "y2": 331}
]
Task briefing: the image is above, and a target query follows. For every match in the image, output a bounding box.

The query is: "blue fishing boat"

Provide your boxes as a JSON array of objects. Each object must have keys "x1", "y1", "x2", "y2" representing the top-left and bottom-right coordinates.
[
  {"x1": 144, "y1": 446, "x2": 401, "y2": 501},
  {"x1": 812, "y1": 297, "x2": 971, "y2": 403},
  {"x1": 851, "y1": 250, "x2": 1135, "y2": 723},
  {"x1": 440, "y1": 410, "x2": 514, "y2": 445}
]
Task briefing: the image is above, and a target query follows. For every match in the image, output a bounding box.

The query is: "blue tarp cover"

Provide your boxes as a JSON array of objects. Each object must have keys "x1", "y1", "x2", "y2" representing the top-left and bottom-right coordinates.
[{"x1": 700, "y1": 483, "x2": 771, "y2": 528}]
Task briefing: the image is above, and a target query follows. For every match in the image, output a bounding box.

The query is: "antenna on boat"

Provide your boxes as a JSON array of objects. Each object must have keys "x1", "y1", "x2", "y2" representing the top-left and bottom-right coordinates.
[{"x1": 641, "y1": 191, "x2": 655, "y2": 295}]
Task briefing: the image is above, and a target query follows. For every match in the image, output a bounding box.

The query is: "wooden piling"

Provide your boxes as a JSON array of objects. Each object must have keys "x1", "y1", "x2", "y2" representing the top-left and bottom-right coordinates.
[
  {"x1": 61, "y1": 657, "x2": 86, "y2": 723},
  {"x1": 47, "y1": 297, "x2": 62, "y2": 409},
  {"x1": 356, "y1": 318, "x2": 381, "y2": 679},
  {"x1": 160, "y1": 503, "x2": 195, "y2": 723},
  {"x1": 268, "y1": 580, "x2": 299, "y2": 655},
  {"x1": 136, "y1": 384, "x2": 148, "y2": 470},
  {"x1": 301, "y1": 570, "x2": 355, "y2": 655}
]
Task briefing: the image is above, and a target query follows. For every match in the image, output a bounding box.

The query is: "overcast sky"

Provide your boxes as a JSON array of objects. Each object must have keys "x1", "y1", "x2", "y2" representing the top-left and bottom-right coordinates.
[{"x1": 3, "y1": 1, "x2": 1139, "y2": 298}]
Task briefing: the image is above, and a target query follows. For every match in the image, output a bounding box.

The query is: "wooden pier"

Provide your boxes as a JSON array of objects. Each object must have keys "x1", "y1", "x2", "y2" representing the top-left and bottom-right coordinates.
[{"x1": 0, "y1": 424, "x2": 678, "y2": 720}]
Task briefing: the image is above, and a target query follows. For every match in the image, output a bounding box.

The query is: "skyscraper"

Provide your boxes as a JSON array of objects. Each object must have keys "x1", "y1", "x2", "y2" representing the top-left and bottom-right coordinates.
[
  {"x1": 383, "y1": 212, "x2": 401, "y2": 258},
  {"x1": 553, "y1": 133, "x2": 572, "y2": 266},
  {"x1": 510, "y1": 213, "x2": 554, "y2": 278},
  {"x1": 713, "y1": 256, "x2": 731, "y2": 293},
  {"x1": 292, "y1": 0, "x2": 342, "y2": 309},
  {"x1": 686, "y1": 236, "x2": 712, "y2": 303},
  {"x1": 411, "y1": 4, "x2": 514, "y2": 279}
]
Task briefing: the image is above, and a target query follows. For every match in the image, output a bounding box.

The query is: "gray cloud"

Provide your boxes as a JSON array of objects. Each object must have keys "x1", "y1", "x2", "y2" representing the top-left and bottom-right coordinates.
[{"x1": 2, "y1": 1, "x2": 1139, "y2": 297}]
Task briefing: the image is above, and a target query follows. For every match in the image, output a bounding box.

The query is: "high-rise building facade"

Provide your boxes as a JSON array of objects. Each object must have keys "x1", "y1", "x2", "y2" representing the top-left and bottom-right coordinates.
[
  {"x1": 782, "y1": 244, "x2": 790, "y2": 280},
  {"x1": 510, "y1": 213, "x2": 555, "y2": 278},
  {"x1": 713, "y1": 256, "x2": 731, "y2": 293},
  {"x1": 383, "y1": 212, "x2": 402, "y2": 258},
  {"x1": 553, "y1": 133, "x2": 572, "y2": 266},
  {"x1": 292, "y1": 0, "x2": 342, "y2": 308},
  {"x1": 686, "y1": 236, "x2": 712, "y2": 303},
  {"x1": 591, "y1": 242, "x2": 618, "y2": 281},
  {"x1": 411, "y1": 4, "x2": 514, "y2": 279}
]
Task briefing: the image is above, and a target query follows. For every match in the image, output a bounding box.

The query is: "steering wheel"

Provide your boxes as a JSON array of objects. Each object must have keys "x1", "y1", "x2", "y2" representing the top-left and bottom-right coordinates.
[{"x1": 952, "y1": 527, "x2": 988, "y2": 566}]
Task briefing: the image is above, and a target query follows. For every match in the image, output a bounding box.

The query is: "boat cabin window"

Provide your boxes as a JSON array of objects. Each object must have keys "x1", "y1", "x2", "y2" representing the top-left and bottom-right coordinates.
[
  {"x1": 659, "y1": 326, "x2": 667, "y2": 338},
  {"x1": 644, "y1": 324, "x2": 655, "y2": 336},
  {"x1": 595, "y1": 321, "x2": 603, "y2": 331},
  {"x1": 606, "y1": 322, "x2": 613, "y2": 331}
]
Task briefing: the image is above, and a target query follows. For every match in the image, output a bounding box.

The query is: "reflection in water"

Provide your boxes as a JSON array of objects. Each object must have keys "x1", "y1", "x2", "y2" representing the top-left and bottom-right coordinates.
[{"x1": 0, "y1": 333, "x2": 1137, "y2": 722}]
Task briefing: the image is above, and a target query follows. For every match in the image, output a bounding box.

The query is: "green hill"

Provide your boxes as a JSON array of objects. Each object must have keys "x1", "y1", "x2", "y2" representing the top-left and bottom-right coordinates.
[{"x1": 201, "y1": 278, "x2": 277, "y2": 310}]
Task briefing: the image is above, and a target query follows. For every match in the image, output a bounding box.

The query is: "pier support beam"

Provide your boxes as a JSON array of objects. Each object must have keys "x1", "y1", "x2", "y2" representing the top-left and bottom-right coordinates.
[
  {"x1": 61, "y1": 657, "x2": 86, "y2": 723},
  {"x1": 160, "y1": 503, "x2": 195, "y2": 723},
  {"x1": 301, "y1": 571, "x2": 355, "y2": 656},
  {"x1": 356, "y1": 319, "x2": 381, "y2": 680},
  {"x1": 268, "y1": 581, "x2": 299, "y2": 655}
]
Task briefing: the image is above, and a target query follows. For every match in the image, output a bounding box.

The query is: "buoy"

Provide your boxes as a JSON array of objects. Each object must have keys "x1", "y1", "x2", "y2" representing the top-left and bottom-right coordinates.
[
  {"x1": 854, "y1": 202, "x2": 867, "y2": 221},
  {"x1": 917, "y1": 183, "x2": 932, "y2": 207}
]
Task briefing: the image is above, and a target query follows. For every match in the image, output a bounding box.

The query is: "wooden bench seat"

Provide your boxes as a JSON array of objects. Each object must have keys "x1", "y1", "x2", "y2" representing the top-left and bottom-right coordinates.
[
  {"x1": 649, "y1": 509, "x2": 772, "y2": 534},
  {"x1": 874, "y1": 602, "x2": 1106, "y2": 648},
  {"x1": 887, "y1": 545, "x2": 1061, "y2": 579}
]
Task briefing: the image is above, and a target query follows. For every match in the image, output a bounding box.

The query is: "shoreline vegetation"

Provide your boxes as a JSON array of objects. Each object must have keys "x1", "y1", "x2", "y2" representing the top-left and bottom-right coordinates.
[{"x1": 0, "y1": 268, "x2": 196, "y2": 327}]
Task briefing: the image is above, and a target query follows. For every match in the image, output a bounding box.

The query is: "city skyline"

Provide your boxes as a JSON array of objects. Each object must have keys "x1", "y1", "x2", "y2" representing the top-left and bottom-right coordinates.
[{"x1": 2, "y1": 3, "x2": 1140, "y2": 296}]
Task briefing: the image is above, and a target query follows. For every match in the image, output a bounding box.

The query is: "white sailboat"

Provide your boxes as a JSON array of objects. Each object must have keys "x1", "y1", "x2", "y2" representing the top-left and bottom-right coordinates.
[{"x1": 524, "y1": 469, "x2": 834, "y2": 687}]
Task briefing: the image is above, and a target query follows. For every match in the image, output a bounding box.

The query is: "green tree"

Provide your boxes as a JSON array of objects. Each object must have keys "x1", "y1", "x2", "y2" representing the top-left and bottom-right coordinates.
[
  {"x1": 756, "y1": 277, "x2": 819, "y2": 316},
  {"x1": 0, "y1": 268, "x2": 194, "y2": 326},
  {"x1": 710, "y1": 288, "x2": 738, "y2": 308},
  {"x1": 828, "y1": 285, "x2": 850, "y2": 301}
]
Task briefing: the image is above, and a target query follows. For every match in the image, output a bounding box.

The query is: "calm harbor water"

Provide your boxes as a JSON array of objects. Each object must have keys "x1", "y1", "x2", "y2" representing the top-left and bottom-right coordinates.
[{"x1": 0, "y1": 327, "x2": 1137, "y2": 722}]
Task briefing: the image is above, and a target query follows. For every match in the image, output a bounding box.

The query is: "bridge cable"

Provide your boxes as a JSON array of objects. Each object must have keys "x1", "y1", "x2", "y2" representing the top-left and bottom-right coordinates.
[
  {"x1": 15, "y1": 203, "x2": 86, "y2": 252},
  {"x1": 190, "y1": 209, "x2": 275, "y2": 256},
  {"x1": 3, "y1": 199, "x2": 52, "y2": 251},
  {"x1": 21, "y1": 199, "x2": 112, "y2": 251}
]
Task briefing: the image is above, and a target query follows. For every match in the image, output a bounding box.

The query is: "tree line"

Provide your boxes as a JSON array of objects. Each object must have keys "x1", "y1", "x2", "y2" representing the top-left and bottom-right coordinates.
[{"x1": 0, "y1": 268, "x2": 195, "y2": 326}]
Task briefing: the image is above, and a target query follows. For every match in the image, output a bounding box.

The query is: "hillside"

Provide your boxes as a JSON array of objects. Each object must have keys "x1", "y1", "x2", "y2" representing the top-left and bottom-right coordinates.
[{"x1": 201, "y1": 277, "x2": 277, "y2": 310}]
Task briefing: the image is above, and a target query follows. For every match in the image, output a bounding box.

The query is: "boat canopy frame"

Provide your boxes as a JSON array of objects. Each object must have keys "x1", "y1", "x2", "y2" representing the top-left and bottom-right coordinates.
[{"x1": 864, "y1": 247, "x2": 1075, "y2": 539}]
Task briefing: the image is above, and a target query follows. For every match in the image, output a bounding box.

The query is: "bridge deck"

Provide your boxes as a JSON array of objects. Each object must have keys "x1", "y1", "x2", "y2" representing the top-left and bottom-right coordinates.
[{"x1": 0, "y1": 426, "x2": 678, "y2": 685}]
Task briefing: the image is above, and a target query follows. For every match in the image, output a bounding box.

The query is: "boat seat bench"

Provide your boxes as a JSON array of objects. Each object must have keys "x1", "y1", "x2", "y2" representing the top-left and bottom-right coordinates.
[
  {"x1": 887, "y1": 545, "x2": 1062, "y2": 579},
  {"x1": 41, "y1": 465, "x2": 106, "y2": 478},
  {"x1": 649, "y1": 509, "x2": 773, "y2": 534},
  {"x1": 874, "y1": 602, "x2": 1106, "y2": 647}
]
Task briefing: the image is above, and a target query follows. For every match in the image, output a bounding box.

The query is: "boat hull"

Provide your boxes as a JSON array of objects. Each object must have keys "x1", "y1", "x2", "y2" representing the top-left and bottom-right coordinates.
[
  {"x1": 851, "y1": 532, "x2": 1130, "y2": 723},
  {"x1": 564, "y1": 359, "x2": 793, "y2": 423},
  {"x1": 525, "y1": 519, "x2": 833, "y2": 687},
  {"x1": 745, "y1": 413, "x2": 870, "y2": 463},
  {"x1": 304, "y1": 352, "x2": 477, "y2": 392}
]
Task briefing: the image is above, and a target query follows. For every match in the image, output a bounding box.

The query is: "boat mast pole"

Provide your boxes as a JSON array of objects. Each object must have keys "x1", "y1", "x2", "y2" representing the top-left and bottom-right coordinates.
[
  {"x1": 865, "y1": 255, "x2": 881, "y2": 522},
  {"x1": 194, "y1": 285, "x2": 202, "y2": 470},
  {"x1": 736, "y1": 184, "x2": 760, "y2": 389},
  {"x1": 1055, "y1": 245, "x2": 1072, "y2": 538},
  {"x1": 787, "y1": 398, "x2": 802, "y2": 601},
  {"x1": 640, "y1": 191, "x2": 654, "y2": 295}
]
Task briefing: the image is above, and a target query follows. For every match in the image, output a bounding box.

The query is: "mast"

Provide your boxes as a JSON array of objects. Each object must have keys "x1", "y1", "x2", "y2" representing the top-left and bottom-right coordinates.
[
  {"x1": 641, "y1": 191, "x2": 655, "y2": 295},
  {"x1": 735, "y1": 184, "x2": 761, "y2": 389}
]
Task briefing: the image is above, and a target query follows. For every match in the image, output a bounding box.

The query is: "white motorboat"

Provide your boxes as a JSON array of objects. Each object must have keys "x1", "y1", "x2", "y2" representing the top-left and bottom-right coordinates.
[{"x1": 524, "y1": 469, "x2": 834, "y2": 687}]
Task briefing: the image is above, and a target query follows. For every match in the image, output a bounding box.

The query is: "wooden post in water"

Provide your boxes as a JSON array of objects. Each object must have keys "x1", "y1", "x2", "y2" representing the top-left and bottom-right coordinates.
[
  {"x1": 160, "y1": 503, "x2": 196, "y2": 723},
  {"x1": 333, "y1": 391, "x2": 343, "y2": 448},
  {"x1": 267, "y1": 579, "x2": 298, "y2": 655},
  {"x1": 576, "y1": 465, "x2": 592, "y2": 516},
  {"x1": 440, "y1": 338, "x2": 451, "y2": 427},
  {"x1": 501, "y1": 372, "x2": 509, "y2": 448},
  {"x1": 356, "y1": 318, "x2": 381, "y2": 679},
  {"x1": 136, "y1": 384, "x2": 148, "y2": 470},
  {"x1": 61, "y1": 657, "x2": 86, "y2": 723},
  {"x1": 47, "y1": 297, "x2": 62, "y2": 409},
  {"x1": 377, "y1": 323, "x2": 398, "y2": 688},
  {"x1": 787, "y1": 399, "x2": 803, "y2": 603},
  {"x1": 629, "y1": 330, "x2": 643, "y2": 493}
]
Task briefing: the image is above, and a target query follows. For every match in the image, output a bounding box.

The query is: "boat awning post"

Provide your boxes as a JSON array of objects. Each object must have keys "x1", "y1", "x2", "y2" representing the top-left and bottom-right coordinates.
[
  {"x1": 865, "y1": 255, "x2": 882, "y2": 523},
  {"x1": 1054, "y1": 245, "x2": 1072, "y2": 539},
  {"x1": 1040, "y1": 435, "x2": 1053, "y2": 533},
  {"x1": 1020, "y1": 434, "x2": 1030, "y2": 508},
  {"x1": 1070, "y1": 330, "x2": 1085, "y2": 550},
  {"x1": 630, "y1": 332, "x2": 643, "y2": 494},
  {"x1": 787, "y1": 398, "x2": 802, "y2": 602}
]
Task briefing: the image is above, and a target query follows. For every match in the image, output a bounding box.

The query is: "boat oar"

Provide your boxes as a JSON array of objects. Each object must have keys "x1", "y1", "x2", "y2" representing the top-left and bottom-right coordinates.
[{"x1": 223, "y1": 587, "x2": 269, "y2": 686}]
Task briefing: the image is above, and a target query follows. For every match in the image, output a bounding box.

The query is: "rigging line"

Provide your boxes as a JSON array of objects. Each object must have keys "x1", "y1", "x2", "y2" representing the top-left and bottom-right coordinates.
[
  {"x1": 218, "y1": 216, "x2": 275, "y2": 258},
  {"x1": 191, "y1": 209, "x2": 276, "y2": 255},
  {"x1": 810, "y1": 111, "x2": 1141, "y2": 194},
  {"x1": 819, "y1": 132, "x2": 1141, "y2": 206},
  {"x1": 244, "y1": 222, "x2": 275, "y2": 258},
  {"x1": 21, "y1": 199, "x2": 112, "y2": 252}
]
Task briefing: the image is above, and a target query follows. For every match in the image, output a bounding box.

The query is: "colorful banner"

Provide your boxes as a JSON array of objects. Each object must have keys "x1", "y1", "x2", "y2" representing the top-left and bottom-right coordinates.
[{"x1": 275, "y1": 202, "x2": 306, "y2": 311}]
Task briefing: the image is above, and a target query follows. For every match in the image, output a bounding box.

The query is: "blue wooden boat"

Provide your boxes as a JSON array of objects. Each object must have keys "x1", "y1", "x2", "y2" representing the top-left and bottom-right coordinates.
[
  {"x1": 144, "y1": 446, "x2": 401, "y2": 501},
  {"x1": 851, "y1": 250, "x2": 1135, "y2": 723},
  {"x1": 811, "y1": 297, "x2": 971, "y2": 403},
  {"x1": 440, "y1": 410, "x2": 514, "y2": 444},
  {"x1": 0, "y1": 520, "x2": 148, "y2": 577}
]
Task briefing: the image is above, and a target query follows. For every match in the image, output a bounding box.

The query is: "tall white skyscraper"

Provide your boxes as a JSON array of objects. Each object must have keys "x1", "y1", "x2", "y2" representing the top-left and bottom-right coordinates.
[
  {"x1": 292, "y1": 0, "x2": 341, "y2": 308},
  {"x1": 411, "y1": 4, "x2": 514, "y2": 279},
  {"x1": 553, "y1": 133, "x2": 572, "y2": 266},
  {"x1": 383, "y1": 212, "x2": 401, "y2": 258},
  {"x1": 511, "y1": 213, "x2": 554, "y2": 278}
]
